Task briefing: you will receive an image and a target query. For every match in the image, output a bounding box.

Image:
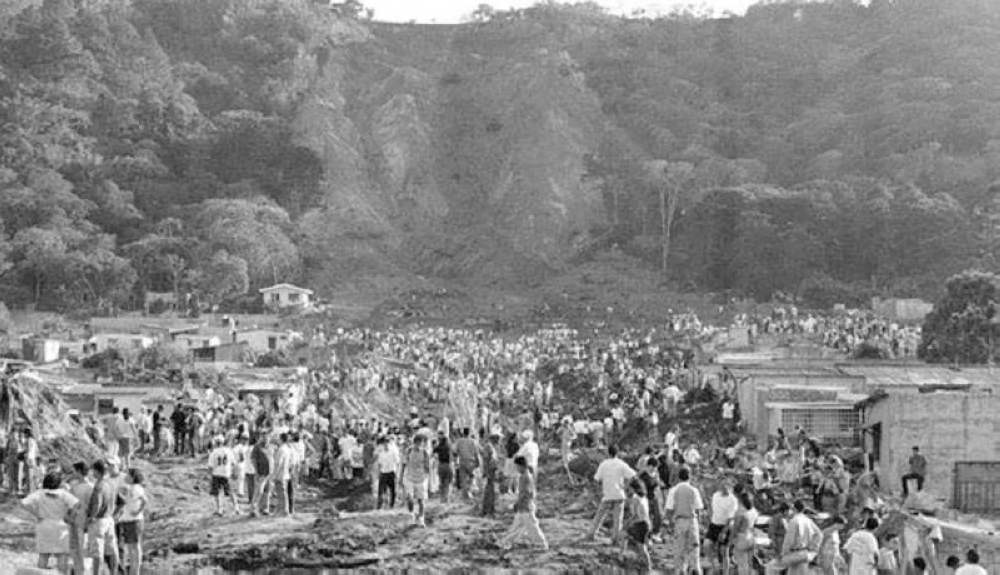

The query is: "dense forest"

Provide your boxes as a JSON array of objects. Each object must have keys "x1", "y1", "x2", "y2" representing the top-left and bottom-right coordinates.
[{"x1": 1, "y1": 0, "x2": 999, "y2": 313}]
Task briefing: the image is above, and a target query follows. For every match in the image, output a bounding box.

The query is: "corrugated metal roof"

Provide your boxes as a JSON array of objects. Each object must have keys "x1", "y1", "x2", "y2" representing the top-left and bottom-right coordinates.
[{"x1": 837, "y1": 365, "x2": 1000, "y2": 387}]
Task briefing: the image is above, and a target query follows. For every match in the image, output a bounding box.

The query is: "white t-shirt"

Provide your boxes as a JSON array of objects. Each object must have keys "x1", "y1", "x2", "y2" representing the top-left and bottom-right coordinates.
[
  {"x1": 685, "y1": 447, "x2": 702, "y2": 465},
  {"x1": 593, "y1": 457, "x2": 636, "y2": 501},
  {"x1": 722, "y1": 402, "x2": 735, "y2": 419},
  {"x1": 955, "y1": 566, "x2": 989, "y2": 575},
  {"x1": 377, "y1": 446, "x2": 400, "y2": 474},
  {"x1": 120, "y1": 484, "x2": 149, "y2": 522},
  {"x1": 844, "y1": 530, "x2": 879, "y2": 575},
  {"x1": 710, "y1": 492, "x2": 739, "y2": 525},
  {"x1": 516, "y1": 440, "x2": 540, "y2": 470},
  {"x1": 210, "y1": 447, "x2": 233, "y2": 478}
]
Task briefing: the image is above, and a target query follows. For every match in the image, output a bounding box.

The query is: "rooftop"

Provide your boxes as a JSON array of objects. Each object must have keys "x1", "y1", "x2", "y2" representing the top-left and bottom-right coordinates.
[
  {"x1": 259, "y1": 283, "x2": 313, "y2": 294},
  {"x1": 836, "y1": 364, "x2": 1000, "y2": 387}
]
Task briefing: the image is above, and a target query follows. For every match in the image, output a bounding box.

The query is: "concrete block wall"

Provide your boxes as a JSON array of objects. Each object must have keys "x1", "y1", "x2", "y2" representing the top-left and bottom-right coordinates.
[{"x1": 872, "y1": 393, "x2": 1000, "y2": 506}]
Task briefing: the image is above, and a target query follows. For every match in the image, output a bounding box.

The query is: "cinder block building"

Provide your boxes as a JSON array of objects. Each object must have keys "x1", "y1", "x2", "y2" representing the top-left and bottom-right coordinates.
[{"x1": 861, "y1": 390, "x2": 1000, "y2": 511}]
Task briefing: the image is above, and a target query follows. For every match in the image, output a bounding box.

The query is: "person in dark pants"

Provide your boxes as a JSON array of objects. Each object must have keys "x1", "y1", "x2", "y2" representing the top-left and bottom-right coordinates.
[
  {"x1": 170, "y1": 404, "x2": 187, "y2": 457},
  {"x1": 901, "y1": 446, "x2": 927, "y2": 497},
  {"x1": 375, "y1": 437, "x2": 399, "y2": 510},
  {"x1": 481, "y1": 434, "x2": 500, "y2": 517},
  {"x1": 152, "y1": 406, "x2": 163, "y2": 456},
  {"x1": 433, "y1": 431, "x2": 454, "y2": 503}
]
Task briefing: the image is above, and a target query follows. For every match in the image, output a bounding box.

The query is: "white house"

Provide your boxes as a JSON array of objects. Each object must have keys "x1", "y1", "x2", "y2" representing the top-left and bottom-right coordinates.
[
  {"x1": 88, "y1": 333, "x2": 156, "y2": 353},
  {"x1": 174, "y1": 334, "x2": 223, "y2": 349},
  {"x1": 259, "y1": 283, "x2": 313, "y2": 308}
]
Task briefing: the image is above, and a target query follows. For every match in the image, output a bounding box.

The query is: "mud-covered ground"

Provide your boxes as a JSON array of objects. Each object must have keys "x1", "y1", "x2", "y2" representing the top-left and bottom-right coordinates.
[{"x1": 0, "y1": 446, "x2": 687, "y2": 574}]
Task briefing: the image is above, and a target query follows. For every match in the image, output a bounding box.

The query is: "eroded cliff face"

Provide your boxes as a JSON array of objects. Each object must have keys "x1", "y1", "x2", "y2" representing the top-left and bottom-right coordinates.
[{"x1": 292, "y1": 21, "x2": 610, "y2": 289}]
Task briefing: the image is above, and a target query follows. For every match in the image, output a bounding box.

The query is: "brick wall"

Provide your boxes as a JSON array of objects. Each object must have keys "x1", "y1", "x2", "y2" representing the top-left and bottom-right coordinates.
[{"x1": 871, "y1": 392, "x2": 1000, "y2": 506}]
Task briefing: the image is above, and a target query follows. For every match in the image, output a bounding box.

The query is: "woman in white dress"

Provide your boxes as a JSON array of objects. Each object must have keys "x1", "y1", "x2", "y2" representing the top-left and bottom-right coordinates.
[{"x1": 21, "y1": 472, "x2": 78, "y2": 574}]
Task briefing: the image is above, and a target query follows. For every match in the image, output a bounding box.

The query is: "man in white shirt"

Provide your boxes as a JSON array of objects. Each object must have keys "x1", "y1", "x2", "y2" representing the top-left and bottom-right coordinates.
[
  {"x1": 590, "y1": 445, "x2": 636, "y2": 543},
  {"x1": 955, "y1": 549, "x2": 989, "y2": 575},
  {"x1": 708, "y1": 480, "x2": 739, "y2": 575},
  {"x1": 721, "y1": 400, "x2": 736, "y2": 427},
  {"x1": 666, "y1": 467, "x2": 705, "y2": 575},
  {"x1": 781, "y1": 500, "x2": 822, "y2": 575},
  {"x1": 208, "y1": 436, "x2": 239, "y2": 516},
  {"x1": 684, "y1": 444, "x2": 702, "y2": 467},
  {"x1": 375, "y1": 437, "x2": 400, "y2": 510},
  {"x1": 272, "y1": 433, "x2": 294, "y2": 516}
]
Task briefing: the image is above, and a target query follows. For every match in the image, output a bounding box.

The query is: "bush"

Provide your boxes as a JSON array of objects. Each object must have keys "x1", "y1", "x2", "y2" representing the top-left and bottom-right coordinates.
[
  {"x1": 255, "y1": 349, "x2": 292, "y2": 368},
  {"x1": 136, "y1": 343, "x2": 189, "y2": 370}
]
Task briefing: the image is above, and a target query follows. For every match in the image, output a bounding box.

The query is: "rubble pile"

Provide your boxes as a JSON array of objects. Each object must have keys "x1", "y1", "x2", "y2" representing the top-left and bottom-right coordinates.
[{"x1": 1, "y1": 372, "x2": 102, "y2": 466}]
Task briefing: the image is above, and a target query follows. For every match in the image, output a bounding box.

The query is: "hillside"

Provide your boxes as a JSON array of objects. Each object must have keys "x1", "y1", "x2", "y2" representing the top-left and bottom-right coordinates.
[{"x1": 1, "y1": 0, "x2": 1000, "y2": 312}]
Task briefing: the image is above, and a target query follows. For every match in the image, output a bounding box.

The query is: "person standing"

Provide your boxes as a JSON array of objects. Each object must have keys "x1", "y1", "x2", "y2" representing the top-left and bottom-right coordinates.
[
  {"x1": 497, "y1": 456, "x2": 548, "y2": 551},
  {"x1": 515, "y1": 430, "x2": 540, "y2": 475},
  {"x1": 665, "y1": 467, "x2": 705, "y2": 575},
  {"x1": 21, "y1": 471, "x2": 79, "y2": 573},
  {"x1": 171, "y1": 404, "x2": 187, "y2": 457},
  {"x1": 559, "y1": 418, "x2": 578, "y2": 484},
  {"x1": 844, "y1": 517, "x2": 880, "y2": 575},
  {"x1": 250, "y1": 435, "x2": 272, "y2": 517},
  {"x1": 732, "y1": 514, "x2": 756, "y2": 575},
  {"x1": 151, "y1": 406, "x2": 164, "y2": 456},
  {"x1": 208, "y1": 437, "x2": 239, "y2": 516},
  {"x1": 400, "y1": 434, "x2": 431, "y2": 527},
  {"x1": 591, "y1": 445, "x2": 636, "y2": 543},
  {"x1": 708, "y1": 479, "x2": 739, "y2": 575},
  {"x1": 6, "y1": 429, "x2": 22, "y2": 494},
  {"x1": 955, "y1": 550, "x2": 988, "y2": 575},
  {"x1": 817, "y1": 515, "x2": 847, "y2": 575},
  {"x1": 455, "y1": 428, "x2": 481, "y2": 501},
  {"x1": 21, "y1": 429, "x2": 39, "y2": 494},
  {"x1": 67, "y1": 461, "x2": 94, "y2": 575},
  {"x1": 433, "y1": 431, "x2": 454, "y2": 503},
  {"x1": 116, "y1": 468, "x2": 149, "y2": 575},
  {"x1": 117, "y1": 409, "x2": 137, "y2": 471},
  {"x1": 481, "y1": 433, "x2": 500, "y2": 517},
  {"x1": 105, "y1": 408, "x2": 121, "y2": 460},
  {"x1": 503, "y1": 430, "x2": 521, "y2": 495},
  {"x1": 901, "y1": 446, "x2": 927, "y2": 498},
  {"x1": 85, "y1": 460, "x2": 120, "y2": 575},
  {"x1": 782, "y1": 500, "x2": 822, "y2": 575},
  {"x1": 376, "y1": 437, "x2": 400, "y2": 510},
  {"x1": 273, "y1": 433, "x2": 293, "y2": 516}
]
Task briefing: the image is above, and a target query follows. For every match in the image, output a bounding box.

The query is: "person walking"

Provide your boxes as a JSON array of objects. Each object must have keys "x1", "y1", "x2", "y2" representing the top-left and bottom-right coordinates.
[
  {"x1": 455, "y1": 428, "x2": 481, "y2": 501},
  {"x1": 400, "y1": 434, "x2": 431, "y2": 527},
  {"x1": 666, "y1": 467, "x2": 705, "y2": 575},
  {"x1": 171, "y1": 404, "x2": 187, "y2": 457},
  {"x1": 708, "y1": 479, "x2": 739, "y2": 575},
  {"x1": 497, "y1": 456, "x2": 548, "y2": 551},
  {"x1": 559, "y1": 418, "x2": 577, "y2": 484},
  {"x1": 151, "y1": 406, "x2": 164, "y2": 457},
  {"x1": 22, "y1": 429, "x2": 39, "y2": 494},
  {"x1": 591, "y1": 445, "x2": 636, "y2": 544},
  {"x1": 22, "y1": 471, "x2": 79, "y2": 574},
  {"x1": 621, "y1": 477, "x2": 652, "y2": 570}
]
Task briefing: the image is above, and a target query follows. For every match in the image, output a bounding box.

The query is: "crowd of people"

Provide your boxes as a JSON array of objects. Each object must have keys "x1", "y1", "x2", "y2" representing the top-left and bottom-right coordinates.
[
  {"x1": 733, "y1": 307, "x2": 922, "y2": 358},
  {"x1": 2, "y1": 307, "x2": 968, "y2": 575}
]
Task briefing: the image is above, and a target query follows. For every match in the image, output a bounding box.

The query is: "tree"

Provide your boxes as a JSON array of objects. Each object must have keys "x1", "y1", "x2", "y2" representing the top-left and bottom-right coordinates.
[
  {"x1": 193, "y1": 250, "x2": 249, "y2": 306},
  {"x1": 644, "y1": 160, "x2": 694, "y2": 277},
  {"x1": 919, "y1": 270, "x2": 1000, "y2": 364},
  {"x1": 469, "y1": 4, "x2": 495, "y2": 23}
]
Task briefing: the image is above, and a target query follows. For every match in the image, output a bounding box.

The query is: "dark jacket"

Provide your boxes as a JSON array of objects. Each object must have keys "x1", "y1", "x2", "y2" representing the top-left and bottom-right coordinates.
[{"x1": 252, "y1": 444, "x2": 271, "y2": 477}]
